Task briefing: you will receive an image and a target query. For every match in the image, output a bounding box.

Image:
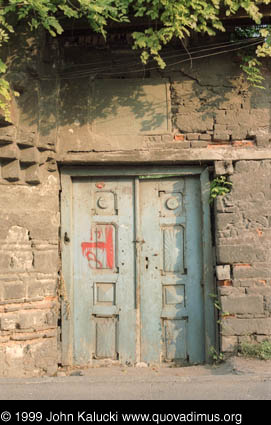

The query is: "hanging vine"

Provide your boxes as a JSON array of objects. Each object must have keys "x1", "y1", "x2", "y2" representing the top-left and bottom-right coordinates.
[{"x1": 1, "y1": 0, "x2": 271, "y2": 121}]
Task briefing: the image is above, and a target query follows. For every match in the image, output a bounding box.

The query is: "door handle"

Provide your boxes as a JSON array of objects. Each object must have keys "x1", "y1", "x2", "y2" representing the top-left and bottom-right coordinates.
[{"x1": 145, "y1": 257, "x2": 149, "y2": 270}]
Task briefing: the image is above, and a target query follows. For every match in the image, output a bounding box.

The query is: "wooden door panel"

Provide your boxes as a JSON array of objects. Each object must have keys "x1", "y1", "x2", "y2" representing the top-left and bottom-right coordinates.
[
  {"x1": 62, "y1": 170, "x2": 210, "y2": 366},
  {"x1": 140, "y1": 177, "x2": 205, "y2": 364},
  {"x1": 72, "y1": 178, "x2": 136, "y2": 364}
]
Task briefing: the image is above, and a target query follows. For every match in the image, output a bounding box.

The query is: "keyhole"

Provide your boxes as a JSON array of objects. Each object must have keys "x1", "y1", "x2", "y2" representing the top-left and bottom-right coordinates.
[
  {"x1": 64, "y1": 232, "x2": 70, "y2": 244},
  {"x1": 145, "y1": 257, "x2": 149, "y2": 269}
]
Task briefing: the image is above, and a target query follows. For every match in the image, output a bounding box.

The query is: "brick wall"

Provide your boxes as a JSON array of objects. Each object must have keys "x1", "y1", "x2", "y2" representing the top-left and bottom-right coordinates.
[
  {"x1": 1, "y1": 29, "x2": 271, "y2": 375},
  {"x1": 0, "y1": 29, "x2": 60, "y2": 375},
  {"x1": 215, "y1": 160, "x2": 271, "y2": 353},
  {"x1": 0, "y1": 175, "x2": 60, "y2": 376}
]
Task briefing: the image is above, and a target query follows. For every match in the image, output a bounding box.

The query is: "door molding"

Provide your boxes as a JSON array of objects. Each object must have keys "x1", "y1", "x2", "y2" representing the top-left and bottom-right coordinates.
[{"x1": 60, "y1": 165, "x2": 215, "y2": 365}]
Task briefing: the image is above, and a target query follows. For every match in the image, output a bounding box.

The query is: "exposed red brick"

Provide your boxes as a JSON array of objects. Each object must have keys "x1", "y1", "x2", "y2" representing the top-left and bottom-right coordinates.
[
  {"x1": 234, "y1": 263, "x2": 252, "y2": 268},
  {"x1": 256, "y1": 229, "x2": 263, "y2": 237},
  {"x1": 44, "y1": 296, "x2": 58, "y2": 301},
  {"x1": 222, "y1": 314, "x2": 236, "y2": 319},
  {"x1": 217, "y1": 279, "x2": 232, "y2": 287},
  {"x1": 174, "y1": 133, "x2": 185, "y2": 141},
  {"x1": 232, "y1": 140, "x2": 255, "y2": 147},
  {"x1": 258, "y1": 280, "x2": 266, "y2": 285}
]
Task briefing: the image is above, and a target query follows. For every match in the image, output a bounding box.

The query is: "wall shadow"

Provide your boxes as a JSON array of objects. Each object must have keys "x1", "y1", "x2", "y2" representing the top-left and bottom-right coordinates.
[{"x1": 4, "y1": 30, "x2": 271, "y2": 153}]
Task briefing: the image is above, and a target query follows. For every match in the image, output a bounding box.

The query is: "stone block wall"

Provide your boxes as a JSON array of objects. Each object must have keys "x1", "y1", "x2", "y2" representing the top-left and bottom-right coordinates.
[
  {"x1": 216, "y1": 160, "x2": 271, "y2": 353},
  {"x1": 171, "y1": 71, "x2": 271, "y2": 148}
]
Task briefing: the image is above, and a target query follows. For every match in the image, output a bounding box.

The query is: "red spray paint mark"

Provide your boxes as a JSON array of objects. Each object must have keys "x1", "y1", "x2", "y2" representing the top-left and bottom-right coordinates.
[
  {"x1": 81, "y1": 225, "x2": 114, "y2": 269},
  {"x1": 96, "y1": 182, "x2": 105, "y2": 189}
]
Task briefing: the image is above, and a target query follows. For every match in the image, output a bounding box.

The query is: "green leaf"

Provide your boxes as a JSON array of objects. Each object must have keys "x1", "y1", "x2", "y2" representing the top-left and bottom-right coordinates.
[{"x1": 0, "y1": 59, "x2": 6, "y2": 74}]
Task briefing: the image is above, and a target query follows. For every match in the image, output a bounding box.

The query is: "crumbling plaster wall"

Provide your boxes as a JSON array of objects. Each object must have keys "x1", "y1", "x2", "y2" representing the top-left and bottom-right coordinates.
[
  {"x1": 55, "y1": 32, "x2": 271, "y2": 157},
  {"x1": 1, "y1": 29, "x2": 271, "y2": 375}
]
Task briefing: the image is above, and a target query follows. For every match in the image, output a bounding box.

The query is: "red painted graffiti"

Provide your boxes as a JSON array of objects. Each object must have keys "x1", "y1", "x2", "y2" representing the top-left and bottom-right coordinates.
[
  {"x1": 95, "y1": 182, "x2": 105, "y2": 189},
  {"x1": 81, "y1": 225, "x2": 114, "y2": 269}
]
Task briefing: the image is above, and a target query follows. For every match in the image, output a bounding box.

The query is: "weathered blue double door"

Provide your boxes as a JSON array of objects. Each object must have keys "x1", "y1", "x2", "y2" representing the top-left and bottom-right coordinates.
[{"x1": 72, "y1": 175, "x2": 205, "y2": 365}]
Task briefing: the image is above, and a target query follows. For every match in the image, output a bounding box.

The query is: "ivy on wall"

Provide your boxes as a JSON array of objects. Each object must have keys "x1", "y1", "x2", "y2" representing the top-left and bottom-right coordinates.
[{"x1": 1, "y1": 0, "x2": 271, "y2": 121}]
